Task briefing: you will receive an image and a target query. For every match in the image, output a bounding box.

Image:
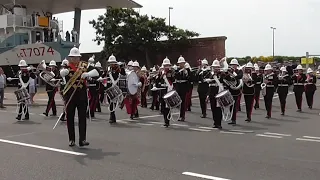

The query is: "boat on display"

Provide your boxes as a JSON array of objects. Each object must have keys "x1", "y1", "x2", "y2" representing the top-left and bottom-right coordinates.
[{"x1": 0, "y1": 0, "x2": 141, "y2": 84}]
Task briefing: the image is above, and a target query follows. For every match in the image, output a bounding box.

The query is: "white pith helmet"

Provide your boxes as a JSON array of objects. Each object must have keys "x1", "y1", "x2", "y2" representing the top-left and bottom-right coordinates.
[
  {"x1": 68, "y1": 46, "x2": 81, "y2": 57},
  {"x1": 280, "y1": 66, "x2": 287, "y2": 72},
  {"x1": 108, "y1": 54, "x2": 117, "y2": 64},
  {"x1": 296, "y1": 65, "x2": 303, "y2": 70},
  {"x1": 229, "y1": 58, "x2": 239, "y2": 66},
  {"x1": 264, "y1": 64, "x2": 272, "y2": 70},
  {"x1": 95, "y1": 62, "x2": 102, "y2": 68},
  {"x1": 177, "y1": 55, "x2": 186, "y2": 64},
  {"x1": 246, "y1": 62, "x2": 253, "y2": 68},
  {"x1": 128, "y1": 60, "x2": 133, "y2": 66},
  {"x1": 211, "y1": 59, "x2": 220, "y2": 67},
  {"x1": 201, "y1": 59, "x2": 208, "y2": 65},
  {"x1": 61, "y1": 59, "x2": 69, "y2": 66},
  {"x1": 18, "y1": 59, "x2": 27, "y2": 67},
  {"x1": 307, "y1": 68, "x2": 313, "y2": 74},
  {"x1": 141, "y1": 66, "x2": 147, "y2": 71},
  {"x1": 162, "y1": 57, "x2": 171, "y2": 65},
  {"x1": 132, "y1": 61, "x2": 140, "y2": 67},
  {"x1": 49, "y1": 60, "x2": 57, "y2": 66}
]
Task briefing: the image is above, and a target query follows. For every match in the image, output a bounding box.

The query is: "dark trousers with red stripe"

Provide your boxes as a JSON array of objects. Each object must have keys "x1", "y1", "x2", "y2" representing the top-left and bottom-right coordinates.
[
  {"x1": 305, "y1": 90, "x2": 315, "y2": 108},
  {"x1": 264, "y1": 88, "x2": 274, "y2": 117},
  {"x1": 45, "y1": 90, "x2": 57, "y2": 115},
  {"x1": 150, "y1": 91, "x2": 159, "y2": 110},
  {"x1": 294, "y1": 90, "x2": 304, "y2": 110},
  {"x1": 88, "y1": 88, "x2": 98, "y2": 117},
  {"x1": 278, "y1": 87, "x2": 288, "y2": 113},
  {"x1": 254, "y1": 86, "x2": 261, "y2": 108},
  {"x1": 244, "y1": 95, "x2": 254, "y2": 120},
  {"x1": 231, "y1": 95, "x2": 240, "y2": 122}
]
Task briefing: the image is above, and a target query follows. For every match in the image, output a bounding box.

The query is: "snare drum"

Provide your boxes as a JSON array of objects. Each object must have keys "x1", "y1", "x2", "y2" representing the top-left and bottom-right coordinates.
[
  {"x1": 14, "y1": 88, "x2": 31, "y2": 104},
  {"x1": 105, "y1": 85, "x2": 122, "y2": 102},
  {"x1": 117, "y1": 75, "x2": 127, "y2": 94},
  {"x1": 163, "y1": 90, "x2": 182, "y2": 108},
  {"x1": 215, "y1": 90, "x2": 234, "y2": 107}
]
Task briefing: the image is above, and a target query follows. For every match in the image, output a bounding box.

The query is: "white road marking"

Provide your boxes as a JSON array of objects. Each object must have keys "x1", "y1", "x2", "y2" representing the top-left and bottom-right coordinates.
[
  {"x1": 116, "y1": 120, "x2": 128, "y2": 124},
  {"x1": 182, "y1": 172, "x2": 231, "y2": 180},
  {"x1": 303, "y1": 136, "x2": 320, "y2": 140},
  {"x1": 148, "y1": 122, "x2": 163, "y2": 125},
  {"x1": 189, "y1": 128, "x2": 211, "y2": 132},
  {"x1": 220, "y1": 131, "x2": 244, "y2": 135},
  {"x1": 198, "y1": 127, "x2": 216, "y2": 130},
  {"x1": 117, "y1": 113, "x2": 179, "y2": 121},
  {"x1": 256, "y1": 134, "x2": 283, "y2": 138},
  {"x1": 136, "y1": 123, "x2": 154, "y2": 126},
  {"x1": 2, "y1": 132, "x2": 38, "y2": 138},
  {"x1": 0, "y1": 139, "x2": 86, "y2": 156},
  {"x1": 296, "y1": 138, "x2": 320, "y2": 143},
  {"x1": 171, "y1": 123, "x2": 189, "y2": 127},
  {"x1": 264, "y1": 132, "x2": 291, "y2": 137},
  {"x1": 229, "y1": 130, "x2": 254, "y2": 133}
]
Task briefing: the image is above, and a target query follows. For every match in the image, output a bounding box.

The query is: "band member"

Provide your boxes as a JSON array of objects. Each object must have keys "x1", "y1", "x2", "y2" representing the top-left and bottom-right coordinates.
[
  {"x1": 262, "y1": 64, "x2": 277, "y2": 119},
  {"x1": 105, "y1": 54, "x2": 122, "y2": 123},
  {"x1": 207, "y1": 59, "x2": 223, "y2": 129},
  {"x1": 126, "y1": 60, "x2": 134, "y2": 73},
  {"x1": 60, "y1": 46, "x2": 99, "y2": 147},
  {"x1": 125, "y1": 61, "x2": 142, "y2": 119},
  {"x1": 157, "y1": 65, "x2": 165, "y2": 113},
  {"x1": 43, "y1": 60, "x2": 59, "y2": 117},
  {"x1": 160, "y1": 57, "x2": 175, "y2": 127},
  {"x1": 224, "y1": 59, "x2": 243, "y2": 125},
  {"x1": 277, "y1": 66, "x2": 291, "y2": 115},
  {"x1": 94, "y1": 62, "x2": 103, "y2": 112},
  {"x1": 87, "y1": 56, "x2": 100, "y2": 119},
  {"x1": 150, "y1": 67, "x2": 160, "y2": 110},
  {"x1": 140, "y1": 66, "x2": 148, "y2": 108},
  {"x1": 175, "y1": 56, "x2": 190, "y2": 121},
  {"x1": 185, "y1": 62, "x2": 193, "y2": 111},
  {"x1": 242, "y1": 62, "x2": 256, "y2": 122},
  {"x1": 59, "y1": 59, "x2": 69, "y2": 121},
  {"x1": 292, "y1": 65, "x2": 307, "y2": 112},
  {"x1": 16, "y1": 59, "x2": 36, "y2": 121},
  {"x1": 305, "y1": 68, "x2": 317, "y2": 109},
  {"x1": 197, "y1": 59, "x2": 210, "y2": 118},
  {"x1": 253, "y1": 65, "x2": 262, "y2": 109}
]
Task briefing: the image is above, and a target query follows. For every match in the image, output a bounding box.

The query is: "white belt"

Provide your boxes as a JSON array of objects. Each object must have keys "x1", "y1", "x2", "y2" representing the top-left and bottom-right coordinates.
[
  {"x1": 209, "y1": 84, "x2": 218, "y2": 87},
  {"x1": 88, "y1": 84, "x2": 96, "y2": 87},
  {"x1": 294, "y1": 83, "x2": 304, "y2": 85},
  {"x1": 176, "y1": 80, "x2": 187, "y2": 83},
  {"x1": 307, "y1": 83, "x2": 314, "y2": 85},
  {"x1": 161, "y1": 84, "x2": 167, "y2": 87},
  {"x1": 278, "y1": 84, "x2": 288, "y2": 87},
  {"x1": 256, "y1": 82, "x2": 261, "y2": 84},
  {"x1": 266, "y1": 85, "x2": 274, "y2": 87}
]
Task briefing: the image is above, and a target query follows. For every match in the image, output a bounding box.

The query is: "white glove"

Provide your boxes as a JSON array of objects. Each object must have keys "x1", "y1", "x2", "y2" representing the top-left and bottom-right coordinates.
[
  {"x1": 204, "y1": 79, "x2": 211, "y2": 83},
  {"x1": 27, "y1": 67, "x2": 31, "y2": 71},
  {"x1": 233, "y1": 72, "x2": 237, "y2": 76},
  {"x1": 137, "y1": 82, "x2": 142, "y2": 87},
  {"x1": 167, "y1": 85, "x2": 173, "y2": 92},
  {"x1": 60, "y1": 69, "x2": 69, "y2": 77},
  {"x1": 50, "y1": 71, "x2": 55, "y2": 77},
  {"x1": 87, "y1": 77, "x2": 92, "y2": 81},
  {"x1": 81, "y1": 72, "x2": 89, "y2": 79},
  {"x1": 97, "y1": 77, "x2": 103, "y2": 82},
  {"x1": 7, "y1": 77, "x2": 13, "y2": 81}
]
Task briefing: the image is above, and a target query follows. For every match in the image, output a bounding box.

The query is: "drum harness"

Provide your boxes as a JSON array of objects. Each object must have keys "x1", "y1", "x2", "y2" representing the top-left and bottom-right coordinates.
[
  {"x1": 106, "y1": 72, "x2": 123, "y2": 112},
  {"x1": 16, "y1": 73, "x2": 31, "y2": 117},
  {"x1": 212, "y1": 73, "x2": 234, "y2": 122},
  {"x1": 163, "y1": 74, "x2": 181, "y2": 121}
]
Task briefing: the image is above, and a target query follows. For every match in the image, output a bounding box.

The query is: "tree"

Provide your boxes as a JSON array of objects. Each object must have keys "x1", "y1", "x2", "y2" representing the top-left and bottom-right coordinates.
[{"x1": 89, "y1": 8, "x2": 199, "y2": 67}]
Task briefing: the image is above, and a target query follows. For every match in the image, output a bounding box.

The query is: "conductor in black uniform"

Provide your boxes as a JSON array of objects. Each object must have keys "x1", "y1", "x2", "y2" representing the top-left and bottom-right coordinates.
[
  {"x1": 175, "y1": 56, "x2": 190, "y2": 121},
  {"x1": 60, "y1": 47, "x2": 98, "y2": 147},
  {"x1": 196, "y1": 59, "x2": 210, "y2": 118}
]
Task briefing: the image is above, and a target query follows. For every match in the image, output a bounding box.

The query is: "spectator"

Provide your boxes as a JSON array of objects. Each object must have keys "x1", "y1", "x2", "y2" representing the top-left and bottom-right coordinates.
[
  {"x1": 0, "y1": 67, "x2": 6, "y2": 108},
  {"x1": 65, "y1": 31, "x2": 70, "y2": 41}
]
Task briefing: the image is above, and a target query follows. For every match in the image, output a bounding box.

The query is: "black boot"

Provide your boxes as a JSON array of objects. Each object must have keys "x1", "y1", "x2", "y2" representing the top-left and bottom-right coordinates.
[{"x1": 79, "y1": 140, "x2": 89, "y2": 147}]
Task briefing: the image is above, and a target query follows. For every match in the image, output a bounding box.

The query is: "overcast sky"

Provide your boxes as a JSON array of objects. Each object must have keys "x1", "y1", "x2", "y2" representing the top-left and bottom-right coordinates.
[{"x1": 55, "y1": 0, "x2": 320, "y2": 57}]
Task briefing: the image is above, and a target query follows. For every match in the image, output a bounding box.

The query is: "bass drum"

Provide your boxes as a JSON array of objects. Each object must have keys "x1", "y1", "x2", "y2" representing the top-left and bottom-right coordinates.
[{"x1": 127, "y1": 71, "x2": 139, "y2": 95}]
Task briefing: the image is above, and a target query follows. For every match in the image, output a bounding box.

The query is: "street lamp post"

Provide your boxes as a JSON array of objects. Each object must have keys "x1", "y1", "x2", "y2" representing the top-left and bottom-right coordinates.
[
  {"x1": 270, "y1": 27, "x2": 276, "y2": 61},
  {"x1": 168, "y1": 7, "x2": 173, "y2": 39}
]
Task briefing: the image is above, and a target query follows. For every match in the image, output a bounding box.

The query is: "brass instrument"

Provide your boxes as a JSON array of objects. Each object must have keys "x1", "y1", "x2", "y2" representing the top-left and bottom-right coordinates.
[
  {"x1": 223, "y1": 67, "x2": 243, "y2": 90},
  {"x1": 243, "y1": 69, "x2": 254, "y2": 87},
  {"x1": 261, "y1": 73, "x2": 274, "y2": 96},
  {"x1": 62, "y1": 61, "x2": 88, "y2": 95},
  {"x1": 37, "y1": 60, "x2": 61, "y2": 87}
]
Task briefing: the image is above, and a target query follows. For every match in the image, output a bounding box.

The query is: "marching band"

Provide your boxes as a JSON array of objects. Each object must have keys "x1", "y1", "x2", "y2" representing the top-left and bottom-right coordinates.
[{"x1": 6, "y1": 46, "x2": 319, "y2": 147}]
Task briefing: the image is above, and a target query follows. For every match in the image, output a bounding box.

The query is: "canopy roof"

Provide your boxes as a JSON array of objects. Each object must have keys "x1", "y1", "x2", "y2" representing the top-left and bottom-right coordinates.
[{"x1": 1, "y1": 0, "x2": 142, "y2": 14}]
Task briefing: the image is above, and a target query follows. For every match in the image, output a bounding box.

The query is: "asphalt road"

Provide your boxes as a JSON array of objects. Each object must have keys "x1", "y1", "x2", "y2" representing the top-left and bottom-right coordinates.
[{"x1": 1, "y1": 90, "x2": 320, "y2": 180}]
